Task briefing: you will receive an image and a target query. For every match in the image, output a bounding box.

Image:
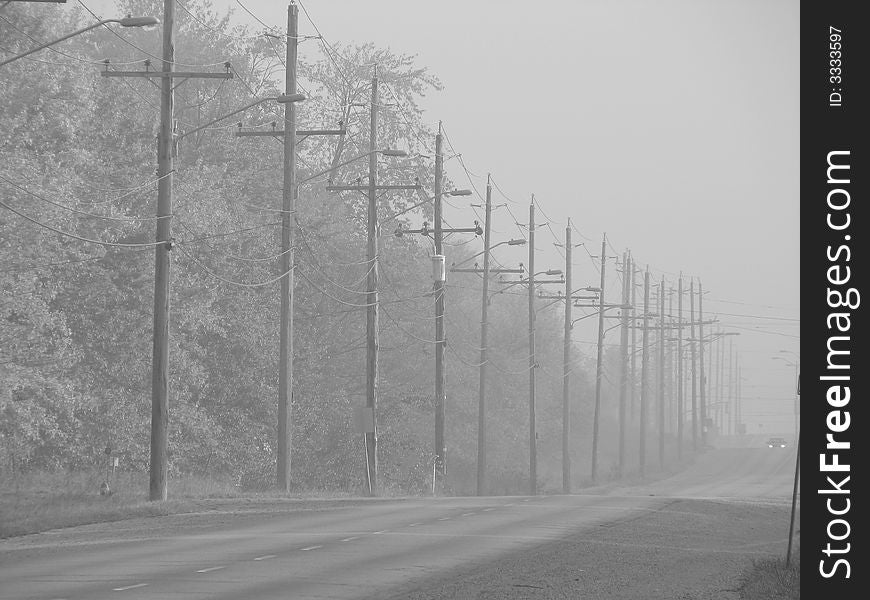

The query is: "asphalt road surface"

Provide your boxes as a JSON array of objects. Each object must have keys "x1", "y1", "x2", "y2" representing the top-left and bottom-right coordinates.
[{"x1": 0, "y1": 444, "x2": 797, "y2": 599}]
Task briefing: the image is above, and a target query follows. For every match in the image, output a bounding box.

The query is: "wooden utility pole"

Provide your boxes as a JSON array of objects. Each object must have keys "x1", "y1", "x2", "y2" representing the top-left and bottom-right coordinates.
[
  {"x1": 590, "y1": 234, "x2": 607, "y2": 482},
  {"x1": 476, "y1": 176, "x2": 493, "y2": 496},
  {"x1": 677, "y1": 276, "x2": 684, "y2": 458},
  {"x1": 727, "y1": 336, "x2": 734, "y2": 436},
  {"x1": 527, "y1": 199, "x2": 537, "y2": 495},
  {"x1": 561, "y1": 222, "x2": 573, "y2": 493},
  {"x1": 630, "y1": 258, "x2": 637, "y2": 421},
  {"x1": 148, "y1": 0, "x2": 176, "y2": 502},
  {"x1": 689, "y1": 279, "x2": 697, "y2": 451},
  {"x1": 697, "y1": 278, "x2": 707, "y2": 447},
  {"x1": 658, "y1": 277, "x2": 666, "y2": 468},
  {"x1": 640, "y1": 267, "x2": 650, "y2": 477},
  {"x1": 720, "y1": 333, "x2": 726, "y2": 432},
  {"x1": 618, "y1": 252, "x2": 630, "y2": 477},
  {"x1": 434, "y1": 125, "x2": 446, "y2": 479},
  {"x1": 365, "y1": 73, "x2": 380, "y2": 495},
  {"x1": 667, "y1": 287, "x2": 674, "y2": 437},
  {"x1": 100, "y1": 3, "x2": 233, "y2": 501},
  {"x1": 277, "y1": 4, "x2": 298, "y2": 493},
  {"x1": 235, "y1": 8, "x2": 343, "y2": 492},
  {"x1": 740, "y1": 356, "x2": 745, "y2": 436},
  {"x1": 326, "y1": 76, "x2": 420, "y2": 495},
  {"x1": 720, "y1": 333, "x2": 727, "y2": 432}
]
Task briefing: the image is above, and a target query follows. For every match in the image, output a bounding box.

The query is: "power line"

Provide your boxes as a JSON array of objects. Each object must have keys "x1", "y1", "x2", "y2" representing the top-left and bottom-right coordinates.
[
  {"x1": 0, "y1": 14, "x2": 142, "y2": 66},
  {"x1": 234, "y1": 0, "x2": 280, "y2": 34},
  {"x1": 296, "y1": 0, "x2": 353, "y2": 87},
  {"x1": 0, "y1": 174, "x2": 171, "y2": 222},
  {"x1": 708, "y1": 311, "x2": 800, "y2": 323},
  {"x1": 0, "y1": 198, "x2": 164, "y2": 248},
  {"x1": 77, "y1": 1, "x2": 229, "y2": 68},
  {"x1": 3, "y1": 256, "x2": 104, "y2": 274},
  {"x1": 177, "y1": 243, "x2": 294, "y2": 288},
  {"x1": 176, "y1": 0, "x2": 263, "y2": 42}
]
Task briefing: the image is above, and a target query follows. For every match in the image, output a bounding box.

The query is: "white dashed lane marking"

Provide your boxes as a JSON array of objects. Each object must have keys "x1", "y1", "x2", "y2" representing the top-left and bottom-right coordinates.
[
  {"x1": 196, "y1": 566, "x2": 226, "y2": 573},
  {"x1": 461, "y1": 513, "x2": 476, "y2": 517},
  {"x1": 438, "y1": 517, "x2": 451, "y2": 521},
  {"x1": 341, "y1": 537, "x2": 359, "y2": 542},
  {"x1": 482, "y1": 508, "x2": 495, "y2": 512},
  {"x1": 300, "y1": 545, "x2": 322, "y2": 551},
  {"x1": 372, "y1": 530, "x2": 388, "y2": 535},
  {"x1": 253, "y1": 555, "x2": 276, "y2": 561},
  {"x1": 113, "y1": 583, "x2": 148, "y2": 591},
  {"x1": 408, "y1": 522, "x2": 423, "y2": 527}
]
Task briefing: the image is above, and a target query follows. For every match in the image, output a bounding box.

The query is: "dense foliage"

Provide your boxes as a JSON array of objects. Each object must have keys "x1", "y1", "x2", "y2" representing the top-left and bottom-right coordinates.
[{"x1": 1, "y1": 1, "x2": 620, "y2": 495}]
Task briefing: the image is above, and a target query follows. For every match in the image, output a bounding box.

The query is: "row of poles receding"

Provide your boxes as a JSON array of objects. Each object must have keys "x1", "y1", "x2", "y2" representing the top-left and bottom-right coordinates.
[{"x1": 75, "y1": 1, "x2": 742, "y2": 500}]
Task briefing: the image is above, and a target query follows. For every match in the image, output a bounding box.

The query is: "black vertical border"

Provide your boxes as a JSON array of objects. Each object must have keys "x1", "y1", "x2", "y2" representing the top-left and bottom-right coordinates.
[{"x1": 802, "y1": 2, "x2": 866, "y2": 596}]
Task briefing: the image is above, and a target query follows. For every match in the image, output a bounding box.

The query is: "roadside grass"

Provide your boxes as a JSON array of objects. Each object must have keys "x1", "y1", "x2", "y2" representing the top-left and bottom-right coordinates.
[
  {"x1": 1, "y1": 470, "x2": 225, "y2": 538},
  {"x1": 0, "y1": 470, "x2": 363, "y2": 539},
  {"x1": 740, "y1": 545, "x2": 800, "y2": 600}
]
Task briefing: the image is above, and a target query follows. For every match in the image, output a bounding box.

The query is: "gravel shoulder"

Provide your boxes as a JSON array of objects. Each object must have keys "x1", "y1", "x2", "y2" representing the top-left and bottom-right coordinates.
[{"x1": 376, "y1": 497, "x2": 797, "y2": 600}]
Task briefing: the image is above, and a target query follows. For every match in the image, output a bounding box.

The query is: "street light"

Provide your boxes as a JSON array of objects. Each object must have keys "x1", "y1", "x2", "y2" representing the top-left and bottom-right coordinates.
[
  {"x1": 300, "y1": 148, "x2": 406, "y2": 187},
  {"x1": 177, "y1": 95, "x2": 306, "y2": 144},
  {"x1": 451, "y1": 238, "x2": 526, "y2": 269},
  {"x1": 1, "y1": 16, "x2": 160, "y2": 67},
  {"x1": 276, "y1": 93, "x2": 306, "y2": 103},
  {"x1": 387, "y1": 188, "x2": 474, "y2": 225}
]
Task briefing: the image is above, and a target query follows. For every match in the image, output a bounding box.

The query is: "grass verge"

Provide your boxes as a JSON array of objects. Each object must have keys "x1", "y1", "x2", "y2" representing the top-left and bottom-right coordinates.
[
  {"x1": 740, "y1": 544, "x2": 799, "y2": 600},
  {"x1": 0, "y1": 470, "x2": 366, "y2": 539}
]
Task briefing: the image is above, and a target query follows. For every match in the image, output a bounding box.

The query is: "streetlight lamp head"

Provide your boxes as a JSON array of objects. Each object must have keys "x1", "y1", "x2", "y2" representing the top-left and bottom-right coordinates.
[
  {"x1": 546, "y1": 269, "x2": 563, "y2": 276},
  {"x1": 447, "y1": 189, "x2": 473, "y2": 196},
  {"x1": 380, "y1": 149, "x2": 408, "y2": 157},
  {"x1": 119, "y1": 16, "x2": 160, "y2": 27},
  {"x1": 276, "y1": 93, "x2": 306, "y2": 103},
  {"x1": 507, "y1": 238, "x2": 527, "y2": 246}
]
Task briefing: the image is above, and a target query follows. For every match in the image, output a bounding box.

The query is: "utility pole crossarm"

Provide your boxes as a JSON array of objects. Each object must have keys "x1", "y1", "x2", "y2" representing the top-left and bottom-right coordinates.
[
  {"x1": 236, "y1": 127, "x2": 346, "y2": 137},
  {"x1": 451, "y1": 267, "x2": 523, "y2": 274},
  {"x1": 398, "y1": 223, "x2": 483, "y2": 237},
  {"x1": 102, "y1": 70, "x2": 233, "y2": 79},
  {"x1": 326, "y1": 184, "x2": 423, "y2": 191}
]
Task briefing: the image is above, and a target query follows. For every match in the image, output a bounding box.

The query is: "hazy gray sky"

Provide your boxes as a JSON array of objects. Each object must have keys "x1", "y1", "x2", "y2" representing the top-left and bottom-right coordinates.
[{"x1": 79, "y1": 0, "x2": 800, "y2": 433}]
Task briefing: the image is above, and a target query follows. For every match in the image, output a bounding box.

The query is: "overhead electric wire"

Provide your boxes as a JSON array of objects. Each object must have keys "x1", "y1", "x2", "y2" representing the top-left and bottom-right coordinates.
[
  {"x1": 176, "y1": 0, "x2": 263, "y2": 41},
  {"x1": 234, "y1": 0, "x2": 280, "y2": 34},
  {"x1": 706, "y1": 311, "x2": 799, "y2": 322},
  {"x1": 0, "y1": 14, "x2": 143, "y2": 66},
  {"x1": 382, "y1": 82, "x2": 433, "y2": 154},
  {"x1": 296, "y1": 0, "x2": 353, "y2": 87},
  {"x1": 3, "y1": 256, "x2": 104, "y2": 274},
  {"x1": 77, "y1": 1, "x2": 230, "y2": 68},
  {"x1": 0, "y1": 174, "x2": 172, "y2": 223},
  {"x1": 74, "y1": 171, "x2": 171, "y2": 195},
  {"x1": 0, "y1": 198, "x2": 163, "y2": 248},
  {"x1": 176, "y1": 243, "x2": 294, "y2": 288}
]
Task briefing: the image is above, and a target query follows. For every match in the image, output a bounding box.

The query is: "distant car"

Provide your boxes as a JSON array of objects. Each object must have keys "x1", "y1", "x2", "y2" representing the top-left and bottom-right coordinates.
[{"x1": 767, "y1": 437, "x2": 787, "y2": 448}]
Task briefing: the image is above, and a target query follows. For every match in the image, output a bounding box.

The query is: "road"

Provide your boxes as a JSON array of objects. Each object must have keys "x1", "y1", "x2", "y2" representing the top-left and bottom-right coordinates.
[{"x1": 0, "y1": 444, "x2": 797, "y2": 599}]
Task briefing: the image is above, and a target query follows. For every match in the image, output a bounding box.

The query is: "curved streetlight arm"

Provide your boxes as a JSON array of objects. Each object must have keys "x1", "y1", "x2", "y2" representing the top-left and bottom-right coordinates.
[
  {"x1": 299, "y1": 148, "x2": 403, "y2": 187},
  {"x1": 0, "y1": 17, "x2": 159, "y2": 68},
  {"x1": 177, "y1": 97, "x2": 279, "y2": 142},
  {"x1": 494, "y1": 271, "x2": 561, "y2": 294},
  {"x1": 384, "y1": 189, "x2": 473, "y2": 224},
  {"x1": 452, "y1": 238, "x2": 526, "y2": 269},
  {"x1": 569, "y1": 303, "x2": 623, "y2": 326}
]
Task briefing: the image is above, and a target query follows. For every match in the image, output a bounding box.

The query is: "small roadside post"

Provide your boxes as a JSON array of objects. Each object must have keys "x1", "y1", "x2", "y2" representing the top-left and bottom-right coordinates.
[{"x1": 786, "y1": 375, "x2": 799, "y2": 567}]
